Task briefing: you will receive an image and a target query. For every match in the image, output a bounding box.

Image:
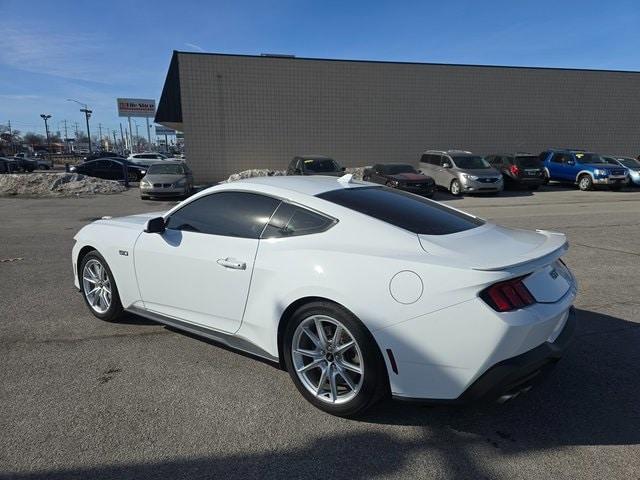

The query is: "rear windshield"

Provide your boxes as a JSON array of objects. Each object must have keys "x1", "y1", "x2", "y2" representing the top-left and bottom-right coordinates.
[
  {"x1": 317, "y1": 187, "x2": 484, "y2": 235},
  {"x1": 515, "y1": 156, "x2": 542, "y2": 168},
  {"x1": 303, "y1": 158, "x2": 340, "y2": 172}
]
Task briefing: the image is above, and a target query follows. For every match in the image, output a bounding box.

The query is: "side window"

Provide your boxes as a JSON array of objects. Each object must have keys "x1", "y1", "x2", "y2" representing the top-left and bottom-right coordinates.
[
  {"x1": 440, "y1": 156, "x2": 451, "y2": 166},
  {"x1": 419, "y1": 154, "x2": 429, "y2": 164},
  {"x1": 166, "y1": 192, "x2": 281, "y2": 239},
  {"x1": 430, "y1": 155, "x2": 442, "y2": 165},
  {"x1": 551, "y1": 153, "x2": 565, "y2": 164},
  {"x1": 262, "y1": 203, "x2": 335, "y2": 239}
]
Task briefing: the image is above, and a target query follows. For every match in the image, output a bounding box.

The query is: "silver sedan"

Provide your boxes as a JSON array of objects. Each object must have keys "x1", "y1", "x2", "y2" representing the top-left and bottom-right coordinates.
[{"x1": 140, "y1": 161, "x2": 194, "y2": 199}]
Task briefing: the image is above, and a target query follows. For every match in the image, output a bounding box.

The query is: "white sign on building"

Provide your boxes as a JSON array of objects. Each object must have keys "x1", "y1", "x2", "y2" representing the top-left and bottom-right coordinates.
[{"x1": 116, "y1": 98, "x2": 156, "y2": 117}]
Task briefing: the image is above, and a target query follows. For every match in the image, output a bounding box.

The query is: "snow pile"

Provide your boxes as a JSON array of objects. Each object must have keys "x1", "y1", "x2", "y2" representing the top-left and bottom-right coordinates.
[
  {"x1": 0, "y1": 173, "x2": 126, "y2": 197},
  {"x1": 224, "y1": 166, "x2": 369, "y2": 183}
]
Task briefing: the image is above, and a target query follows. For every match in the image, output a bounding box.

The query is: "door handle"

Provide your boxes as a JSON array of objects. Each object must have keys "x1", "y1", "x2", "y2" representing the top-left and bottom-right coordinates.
[{"x1": 217, "y1": 257, "x2": 247, "y2": 270}]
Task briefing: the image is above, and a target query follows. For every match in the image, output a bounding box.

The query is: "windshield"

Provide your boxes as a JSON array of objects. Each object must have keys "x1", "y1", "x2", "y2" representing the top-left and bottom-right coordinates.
[
  {"x1": 148, "y1": 164, "x2": 185, "y2": 175},
  {"x1": 381, "y1": 164, "x2": 417, "y2": 175},
  {"x1": 303, "y1": 158, "x2": 340, "y2": 172},
  {"x1": 452, "y1": 156, "x2": 490, "y2": 169},
  {"x1": 618, "y1": 158, "x2": 640, "y2": 168},
  {"x1": 574, "y1": 153, "x2": 607, "y2": 164},
  {"x1": 515, "y1": 156, "x2": 542, "y2": 168}
]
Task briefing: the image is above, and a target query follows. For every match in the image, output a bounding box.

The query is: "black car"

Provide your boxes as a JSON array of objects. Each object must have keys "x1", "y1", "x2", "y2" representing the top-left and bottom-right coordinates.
[
  {"x1": 363, "y1": 163, "x2": 436, "y2": 197},
  {"x1": 0, "y1": 157, "x2": 20, "y2": 174},
  {"x1": 71, "y1": 158, "x2": 146, "y2": 182},
  {"x1": 485, "y1": 153, "x2": 545, "y2": 189},
  {"x1": 83, "y1": 151, "x2": 124, "y2": 162},
  {"x1": 286, "y1": 155, "x2": 345, "y2": 176},
  {"x1": 12, "y1": 155, "x2": 42, "y2": 172}
]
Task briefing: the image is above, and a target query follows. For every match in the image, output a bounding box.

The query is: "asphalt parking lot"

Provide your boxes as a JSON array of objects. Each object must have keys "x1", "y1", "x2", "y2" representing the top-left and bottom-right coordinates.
[{"x1": 1, "y1": 185, "x2": 639, "y2": 479}]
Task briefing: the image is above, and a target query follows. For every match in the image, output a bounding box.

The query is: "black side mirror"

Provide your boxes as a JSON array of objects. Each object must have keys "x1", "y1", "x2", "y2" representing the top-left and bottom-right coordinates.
[
  {"x1": 145, "y1": 217, "x2": 166, "y2": 234},
  {"x1": 442, "y1": 162, "x2": 452, "y2": 168}
]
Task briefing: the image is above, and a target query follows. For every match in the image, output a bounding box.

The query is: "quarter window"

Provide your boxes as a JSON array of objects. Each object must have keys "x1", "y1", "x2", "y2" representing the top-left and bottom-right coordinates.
[
  {"x1": 166, "y1": 192, "x2": 280, "y2": 238},
  {"x1": 262, "y1": 203, "x2": 335, "y2": 238}
]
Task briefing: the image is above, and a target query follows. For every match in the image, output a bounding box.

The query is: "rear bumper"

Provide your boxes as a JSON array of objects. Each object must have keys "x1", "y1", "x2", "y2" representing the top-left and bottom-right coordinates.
[{"x1": 393, "y1": 306, "x2": 576, "y2": 404}]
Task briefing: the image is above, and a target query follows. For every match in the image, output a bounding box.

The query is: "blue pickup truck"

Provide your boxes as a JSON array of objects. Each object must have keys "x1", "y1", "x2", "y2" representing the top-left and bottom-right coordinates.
[{"x1": 539, "y1": 149, "x2": 628, "y2": 191}]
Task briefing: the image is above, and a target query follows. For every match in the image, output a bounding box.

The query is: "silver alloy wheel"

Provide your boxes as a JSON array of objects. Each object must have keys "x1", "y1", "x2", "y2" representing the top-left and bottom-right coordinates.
[
  {"x1": 291, "y1": 315, "x2": 364, "y2": 404},
  {"x1": 579, "y1": 176, "x2": 591, "y2": 190},
  {"x1": 451, "y1": 180, "x2": 461, "y2": 195},
  {"x1": 82, "y1": 259, "x2": 112, "y2": 314}
]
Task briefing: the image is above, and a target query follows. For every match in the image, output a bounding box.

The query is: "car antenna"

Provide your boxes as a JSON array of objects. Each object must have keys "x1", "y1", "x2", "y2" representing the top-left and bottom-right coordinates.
[{"x1": 337, "y1": 173, "x2": 354, "y2": 184}]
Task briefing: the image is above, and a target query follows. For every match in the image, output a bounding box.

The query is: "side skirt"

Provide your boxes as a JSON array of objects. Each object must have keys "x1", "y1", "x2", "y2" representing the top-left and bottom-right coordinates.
[{"x1": 126, "y1": 306, "x2": 279, "y2": 363}]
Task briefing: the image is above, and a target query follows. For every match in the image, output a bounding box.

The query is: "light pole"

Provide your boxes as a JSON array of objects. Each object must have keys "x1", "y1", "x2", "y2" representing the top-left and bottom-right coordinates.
[
  {"x1": 67, "y1": 99, "x2": 93, "y2": 154},
  {"x1": 40, "y1": 114, "x2": 52, "y2": 167},
  {"x1": 133, "y1": 120, "x2": 140, "y2": 152}
]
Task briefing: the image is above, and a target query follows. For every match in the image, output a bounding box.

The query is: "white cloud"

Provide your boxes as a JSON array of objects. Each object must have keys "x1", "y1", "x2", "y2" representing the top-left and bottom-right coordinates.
[{"x1": 185, "y1": 42, "x2": 205, "y2": 52}]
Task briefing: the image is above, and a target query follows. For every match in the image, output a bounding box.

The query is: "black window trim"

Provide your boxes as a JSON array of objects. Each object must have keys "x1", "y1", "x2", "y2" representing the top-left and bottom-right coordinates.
[{"x1": 164, "y1": 189, "x2": 338, "y2": 239}]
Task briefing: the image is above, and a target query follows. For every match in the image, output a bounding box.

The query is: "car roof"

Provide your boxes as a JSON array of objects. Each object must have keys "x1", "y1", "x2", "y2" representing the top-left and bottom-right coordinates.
[
  {"x1": 423, "y1": 149, "x2": 473, "y2": 155},
  {"x1": 295, "y1": 154, "x2": 334, "y2": 160},
  {"x1": 224, "y1": 174, "x2": 371, "y2": 196}
]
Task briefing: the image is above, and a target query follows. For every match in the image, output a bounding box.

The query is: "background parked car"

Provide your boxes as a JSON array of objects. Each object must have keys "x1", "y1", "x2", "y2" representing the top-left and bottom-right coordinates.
[
  {"x1": 539, "y1": 149, "x2": 628, "y2": 191},
  {"x1": 127, "y1": 152, "x2": 168, "y2": 167},
  {"x1": 0, "y1": 157, "x2": 20, "y2": 174},
  {"x1": 12, "y1": 155, "x2": 39, "y2": 172},
  {"x1": 70, "y1": 158, "x2": 146, "y2": 182},
  {"x1": 363, "y1": 163, "x2": 435, "y2": 197},
  {"x1": 419, "y1": 150, "x2": 503, "y2": 196},
  {"x1": 485, "y1": 153, "x2": 545, "y2": 190},
  {"x1": 140, "y1": 161, "x2": 194, "y2": 199},
  {"x1": 603, "y1": 156, "x2": 640, "y2": 187},
  {"x1": 286, "y1": 155, "x2": 345, "y2": 176}
]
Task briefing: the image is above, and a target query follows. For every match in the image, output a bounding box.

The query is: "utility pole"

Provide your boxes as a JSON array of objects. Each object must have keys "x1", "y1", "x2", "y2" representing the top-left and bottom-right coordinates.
[
  {"x1": 67, "y1": 99, "x2": 93, "y2": 154},
  {"x1": 7, "y1": 120, "x2": 13, "y2": 154},
  {"x1": 98, "y1": 123, "x2": 103, "y2": 150},
  {"x1": 134, "y1": 120, "x2": 140, "y2": 151},
  {"x1": 119, "y1": 123, "x2": 125, "y2": 154},
  {"x1": 145, "y1": 117, "x2": 151, "y2": 150},
  {"x1": 112, "y1": 130, "x2": 118, "y2": 152},
  {"x1": 74, "y1": 122, "x2": 79, "y2": 138},
  {"x1": 40, "y1": 114, "x2": 52, "y2": 167},
  {"x1": 127, "y1": 117, "x2": 134, "y2": 153}
]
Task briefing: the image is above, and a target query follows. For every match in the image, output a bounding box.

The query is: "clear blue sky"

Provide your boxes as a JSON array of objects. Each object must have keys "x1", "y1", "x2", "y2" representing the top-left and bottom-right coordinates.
[{"x1": 1, "y1": 0, "x2": 638, "y2": 137}]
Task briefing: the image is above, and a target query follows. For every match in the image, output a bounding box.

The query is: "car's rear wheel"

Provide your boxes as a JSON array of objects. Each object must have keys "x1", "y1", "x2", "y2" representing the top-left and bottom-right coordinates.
[
  {"x1": 283, "y1": 301, "x2": 388, "y2": 417},
  {"x1": 578, "y1": 174, "x2": 593, "y2": 191},
  {"x1": 450, "y1": 179, "x2": 462, "y2": 196},
  {"x1": 80, "y1": 251, "x2": 124, "y2": 322}
]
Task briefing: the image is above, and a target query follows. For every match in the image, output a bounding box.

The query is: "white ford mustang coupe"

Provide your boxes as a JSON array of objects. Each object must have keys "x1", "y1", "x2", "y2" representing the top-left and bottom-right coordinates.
[{"x1": 72, "y1": 175, "x2": 577, "y2": 416}]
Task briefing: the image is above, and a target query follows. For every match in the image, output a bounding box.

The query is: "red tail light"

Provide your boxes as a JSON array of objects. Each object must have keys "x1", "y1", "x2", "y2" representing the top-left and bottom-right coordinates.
[
  {"x1": 480, "y1": 276, "x2": 535, "y2": 312},
  {"x1": 509, "y1": 164, "x2": 520, "y2": 176}
]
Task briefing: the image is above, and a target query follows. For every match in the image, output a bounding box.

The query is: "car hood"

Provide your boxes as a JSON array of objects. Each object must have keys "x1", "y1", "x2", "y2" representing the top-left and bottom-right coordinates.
[
  {"x1": 143, "y1": 174, "x2": 184, "y2": 183},
  {"x1": 453, "y1": 168, "x2": 499, "y2": 177},
  {"x1": 305, "y1": 171, "x2": 343, "y2": 176},
  {"x1": 418, "y1": 223, "x2": 568, "y2": 272},
  {"x1": 93, "y1": 211, "x2": 166, "y2": 230},
  {"x1": 388, "y1": 173, "x2": 433, "y2": 182}
]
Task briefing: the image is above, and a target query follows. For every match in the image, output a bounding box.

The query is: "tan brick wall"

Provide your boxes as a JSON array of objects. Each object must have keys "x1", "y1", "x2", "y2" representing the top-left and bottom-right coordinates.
[{"x1": 176, "y1": 53, "x2": 640, "y2": 183}]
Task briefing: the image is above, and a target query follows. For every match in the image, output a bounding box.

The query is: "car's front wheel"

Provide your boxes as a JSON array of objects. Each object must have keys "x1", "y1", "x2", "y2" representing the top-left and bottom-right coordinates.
[
  {"x1": 450, "y1": 179, "x2": 462, "y2": 196},
  {"x1": 79, "y1": 251, "x2": 124, "y2": 322},
  {"x1": 578, "y1": 174, "x2": 593, "y2": 191},
  {"x1": 283, "y1": 301, "x2": 388, "y2": 417}
]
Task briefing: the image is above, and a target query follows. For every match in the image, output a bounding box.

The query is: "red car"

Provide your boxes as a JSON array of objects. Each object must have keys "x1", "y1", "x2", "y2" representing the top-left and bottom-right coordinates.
[{"x1": 363, "y1": 163, "x2": 436, "y2": 197}]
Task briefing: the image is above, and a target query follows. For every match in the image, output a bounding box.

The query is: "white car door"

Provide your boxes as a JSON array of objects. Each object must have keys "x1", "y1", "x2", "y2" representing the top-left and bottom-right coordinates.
[{"x1": 134, "y1": 191, "x2": 281, "y2": 333}]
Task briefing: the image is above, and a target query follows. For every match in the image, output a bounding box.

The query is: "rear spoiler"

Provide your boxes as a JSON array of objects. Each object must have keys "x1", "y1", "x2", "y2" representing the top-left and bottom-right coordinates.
[{"x1": 471, "y1": 231, "x2": 568, "y2": 271}]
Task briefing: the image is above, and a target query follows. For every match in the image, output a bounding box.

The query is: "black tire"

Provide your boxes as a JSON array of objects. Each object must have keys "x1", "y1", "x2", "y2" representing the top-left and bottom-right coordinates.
[
  {"x1": 450, "y1": 179, "x2": 462, "y2": 196},
  {"x1": 140, "y1": 195, "x2": 150, "y2": 200},
  {"x1": 578, "y1": 174, "x2": 593, "y2": 191},
  {"x1": 79, "y1": 250, "x2": 124, "y2": 322},
  {"x1": 542, "y1": 169, "x2": 550, "y2": 185},
  {"x1": 283, "y1": 301, "x2": 389, "y2": 417}
]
